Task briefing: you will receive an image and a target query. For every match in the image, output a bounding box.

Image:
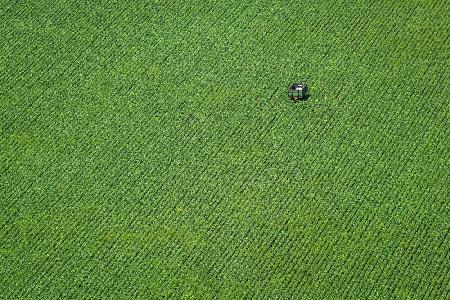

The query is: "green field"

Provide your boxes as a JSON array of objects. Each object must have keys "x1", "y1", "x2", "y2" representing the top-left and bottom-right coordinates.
[{"x1": 0, "y1": 0, "x2": 448, "y2": 298}]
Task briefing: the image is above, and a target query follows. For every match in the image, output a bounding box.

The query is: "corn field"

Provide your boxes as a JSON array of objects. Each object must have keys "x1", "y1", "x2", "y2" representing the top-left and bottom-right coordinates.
[{"x1": 0, "y1": 0, "x2": 448, "y2": 298}]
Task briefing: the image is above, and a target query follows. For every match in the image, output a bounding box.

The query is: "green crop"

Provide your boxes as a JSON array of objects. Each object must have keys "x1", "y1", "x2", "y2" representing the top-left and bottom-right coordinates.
[{"x1": 0, "y1": 0, "x2": 448, "y2": 299}]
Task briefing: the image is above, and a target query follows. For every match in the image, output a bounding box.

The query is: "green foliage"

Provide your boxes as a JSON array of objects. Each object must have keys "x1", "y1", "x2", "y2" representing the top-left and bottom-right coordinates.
[{"x1": 0, "y1": 0, "x2": 448, "y2": 299}]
